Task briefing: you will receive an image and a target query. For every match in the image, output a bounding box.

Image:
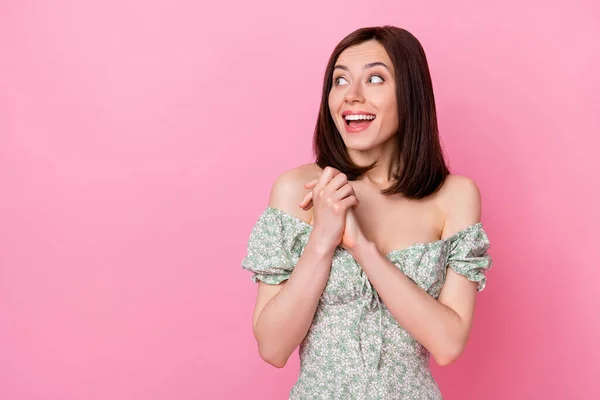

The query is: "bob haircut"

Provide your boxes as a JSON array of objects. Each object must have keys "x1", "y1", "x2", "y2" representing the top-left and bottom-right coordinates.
[{"x1": 313, "y1": 26, "x2": 450, "y2": 200}]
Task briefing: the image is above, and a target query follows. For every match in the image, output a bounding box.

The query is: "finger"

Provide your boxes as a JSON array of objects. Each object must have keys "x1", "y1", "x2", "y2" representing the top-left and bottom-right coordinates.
[
  {"x1": 303, "y1": 180, "x2": 317, "y2": 209},
  {"x1": 302, "y1": 198, "x2": 313, "y2": 211},
  {"x1": 330, "y1": 183, "x2": 354, "y2": 202},
  {"x1": 315, "y1": 167, "x2": 339, "y2": 193},
  {"x1": 304, "y1": 192, "x2": 313, "y2": 210},
  {"x1": 334, "y1": 195, "x2": 359, "y2": 213},
  {"x1": 323, "y1": 172, "x2": 348, "y2": 197},
  {"x1": 321, "y1": 172, "x2": 348, "y2": 200},
  {"x1": 304, "y1": 179, "x2": 318, "y2": 189},
  {"x1": 298, "y1": 190, "x2": 313, "y2": 209}
]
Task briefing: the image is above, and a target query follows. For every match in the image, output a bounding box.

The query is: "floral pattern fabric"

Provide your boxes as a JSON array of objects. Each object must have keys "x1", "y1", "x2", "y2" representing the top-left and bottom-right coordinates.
[{"x1": 242, "y1": 206, "x2": 492, "y2": 400}]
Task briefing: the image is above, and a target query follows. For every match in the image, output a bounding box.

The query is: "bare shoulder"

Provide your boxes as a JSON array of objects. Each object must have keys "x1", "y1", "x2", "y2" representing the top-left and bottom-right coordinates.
[
  {"x1": 268, "y1": 163, "x2": 321, "y2": 222},
  {"x1": 437, "y1": 174, "x2": 482, "y2": 239}
]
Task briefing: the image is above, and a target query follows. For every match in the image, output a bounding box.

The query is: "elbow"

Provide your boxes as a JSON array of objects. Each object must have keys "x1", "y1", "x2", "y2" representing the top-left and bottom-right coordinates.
[
  {"x1": 434, "y1": 353, "x2": 459, "y2": 367},
  {"x1": 433, "y1": 340, "x2": 467, "y2": 367},
  {"x1": 257, "y1": 343, "x2": 289, "y2": 369},
  {"x1": 261, "y1": 354, "x2": 288, "y2": 369},
  {"x1": 253, "y1": 326, "x2": 290, "y2": 368}
]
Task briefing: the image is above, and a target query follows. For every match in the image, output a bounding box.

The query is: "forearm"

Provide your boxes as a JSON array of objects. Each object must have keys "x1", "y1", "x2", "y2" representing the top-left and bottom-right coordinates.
[
  {"x1": 349, "y1": 241, "x2": 468, "y2": 365},
  {"x1": 254, "y1": 233, "x2": 334, "y2": 367}
]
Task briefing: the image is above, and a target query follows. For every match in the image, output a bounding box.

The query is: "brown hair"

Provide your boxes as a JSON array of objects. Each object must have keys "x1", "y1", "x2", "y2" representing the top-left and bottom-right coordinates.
[{"x1": 313, "y1": 26, "x2": 449, "y2": 199}]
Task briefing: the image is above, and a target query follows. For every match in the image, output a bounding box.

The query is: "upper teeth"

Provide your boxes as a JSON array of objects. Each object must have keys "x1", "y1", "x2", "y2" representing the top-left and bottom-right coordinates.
[{"x1": 344, "y1": 114, "x2": 375, "y2": 121}]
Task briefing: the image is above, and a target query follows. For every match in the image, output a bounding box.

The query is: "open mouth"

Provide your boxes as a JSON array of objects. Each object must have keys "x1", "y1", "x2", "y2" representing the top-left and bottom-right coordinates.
[{"x1": 343, "y1": 114, "x2": 376, "y2": 132}]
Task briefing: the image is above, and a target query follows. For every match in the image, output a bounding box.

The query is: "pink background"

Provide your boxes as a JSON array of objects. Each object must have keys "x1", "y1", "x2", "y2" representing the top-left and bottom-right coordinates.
[{"x1": 1, "y1": 0, "x2": 599, "y2": 399}]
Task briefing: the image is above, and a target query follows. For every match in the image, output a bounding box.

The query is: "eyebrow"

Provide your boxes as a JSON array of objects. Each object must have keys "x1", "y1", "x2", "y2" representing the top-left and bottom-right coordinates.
[{"x1": 334, "y1": 62, "x2": 390, "y2": 71}]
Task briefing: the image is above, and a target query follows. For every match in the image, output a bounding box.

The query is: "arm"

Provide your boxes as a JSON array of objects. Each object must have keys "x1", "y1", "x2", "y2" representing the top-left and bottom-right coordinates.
[
  {"x1": 251, "y1": 168, "x2": 346, "y2": 368},
  {"x1": 253, "y1": 238, "x2": 333, "y2": 368},
  {"x1": 347, "y1": 177, "x2": 483, "y2": 366}
]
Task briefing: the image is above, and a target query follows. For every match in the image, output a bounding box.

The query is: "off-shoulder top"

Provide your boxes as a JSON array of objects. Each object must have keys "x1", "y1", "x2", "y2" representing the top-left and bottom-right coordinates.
[{"x1": 242, "y1": 206, "x2": 492, "y2": 400}]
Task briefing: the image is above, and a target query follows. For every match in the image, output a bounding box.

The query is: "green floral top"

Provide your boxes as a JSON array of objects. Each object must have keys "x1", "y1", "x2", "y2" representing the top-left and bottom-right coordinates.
[{"x1": 242, "y1": 206, "x2": 492, "y2": 400}]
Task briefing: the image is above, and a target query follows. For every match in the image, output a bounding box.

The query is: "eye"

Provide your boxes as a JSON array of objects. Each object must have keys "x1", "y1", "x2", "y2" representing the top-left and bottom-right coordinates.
[
  {"x1": 368, "y1": 75, "x2": 384, "y2": 84},
  {"x1": 334, "y1": 76, "x2": 349, "y2": 86}
]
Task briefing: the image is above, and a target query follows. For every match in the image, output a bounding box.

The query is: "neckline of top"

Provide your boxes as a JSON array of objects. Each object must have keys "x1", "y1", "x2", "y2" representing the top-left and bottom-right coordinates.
[{"x1": 264, "y1": 206, "x2": 483, "y2": 259}]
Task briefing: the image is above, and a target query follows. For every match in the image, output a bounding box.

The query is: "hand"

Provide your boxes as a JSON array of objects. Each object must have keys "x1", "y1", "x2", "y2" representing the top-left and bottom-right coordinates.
[
  {"x1": 299, "y1": 169, "x2": 364, "y2": 251},
  {"x1": 297, "y1": 167, "x2": 359, "y2": 253},
  {"x1": 341, "y1": 207, "x2": 363, "y2": 251}
]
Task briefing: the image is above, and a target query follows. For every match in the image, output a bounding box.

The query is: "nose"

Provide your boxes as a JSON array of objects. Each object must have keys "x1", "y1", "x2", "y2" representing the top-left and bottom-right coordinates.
[{"x1": 344, "y1": 83, "x2": 365, "y2": 104}]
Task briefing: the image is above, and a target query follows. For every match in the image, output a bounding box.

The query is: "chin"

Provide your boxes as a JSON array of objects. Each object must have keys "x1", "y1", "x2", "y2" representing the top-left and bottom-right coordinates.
[{"x1": 343, "y1": 137, "x2": 378, "y2": 152}]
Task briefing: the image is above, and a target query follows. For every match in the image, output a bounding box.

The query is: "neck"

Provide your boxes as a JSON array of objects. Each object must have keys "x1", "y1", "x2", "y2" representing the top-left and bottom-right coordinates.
[{"x1": 349, "y1": 140, "x2": 400, "y2": 188}]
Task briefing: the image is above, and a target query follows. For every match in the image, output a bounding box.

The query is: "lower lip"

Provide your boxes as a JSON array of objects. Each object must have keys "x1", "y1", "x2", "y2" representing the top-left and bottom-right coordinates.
[{"x1": 344, "y1": 119, "x2": 374, "y2": 133}]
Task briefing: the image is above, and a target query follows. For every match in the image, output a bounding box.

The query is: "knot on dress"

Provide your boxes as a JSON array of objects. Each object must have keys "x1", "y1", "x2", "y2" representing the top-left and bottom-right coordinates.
[{"x1": 357, "y1": 270, "x2": 384, "y2": 374}]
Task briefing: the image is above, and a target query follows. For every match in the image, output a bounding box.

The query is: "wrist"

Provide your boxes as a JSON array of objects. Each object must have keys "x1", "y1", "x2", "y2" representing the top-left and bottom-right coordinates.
[
  {"x1": 306, "y1": 231, "x2": 337, "y2": 259},
  {"x1": 346, "y1": 236, "x2": 379, "y2": 262}
]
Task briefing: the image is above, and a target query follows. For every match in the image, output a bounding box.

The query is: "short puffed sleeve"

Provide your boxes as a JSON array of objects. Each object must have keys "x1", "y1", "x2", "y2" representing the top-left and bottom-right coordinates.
[
  {"x1": 445, "y1": 223, "x2": 493, "y2": 291},
  {"x1": 241, "y1": 207, "x2": 312, "y2": 285}
]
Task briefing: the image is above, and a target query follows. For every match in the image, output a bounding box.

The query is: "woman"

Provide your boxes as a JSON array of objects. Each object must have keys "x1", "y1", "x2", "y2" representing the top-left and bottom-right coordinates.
[{"x1": 242, "y1": 25, "x2": 492, "y2": 399}]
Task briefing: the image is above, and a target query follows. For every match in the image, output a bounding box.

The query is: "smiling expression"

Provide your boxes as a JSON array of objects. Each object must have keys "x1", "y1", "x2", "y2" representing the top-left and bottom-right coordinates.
[{"x1": 328, "y1": 40, "x2": 399, "y2": 152}]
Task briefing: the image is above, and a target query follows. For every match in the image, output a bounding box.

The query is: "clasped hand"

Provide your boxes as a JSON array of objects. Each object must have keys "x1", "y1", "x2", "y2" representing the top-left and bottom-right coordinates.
[{"x1": 297, "y1": 167, "x2": 365, "y2": 252}]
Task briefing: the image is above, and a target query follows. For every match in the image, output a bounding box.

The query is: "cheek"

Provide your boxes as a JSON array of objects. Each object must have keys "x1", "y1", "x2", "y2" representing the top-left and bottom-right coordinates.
[
  {"x1": 328, "y1": 90, "x2": 341, "y2": 111},
  {"x1": 386, "y1": 101, "x2": 398, "y2": 122},
  {"x1": 328, "y1": 92, "x2": 345, "y2": 125},
  {"x1": 381, "y1": 91, "x2": 398, "y2": 121},
  {"x1": 374, "y1": 91, "x2": 398, "y2": 131}
]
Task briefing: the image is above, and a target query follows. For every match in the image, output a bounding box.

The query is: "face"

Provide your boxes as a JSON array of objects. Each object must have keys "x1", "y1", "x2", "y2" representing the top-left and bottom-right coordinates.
[{"x1": 328, "y1": 40, "x2": 399, "y2": 153}]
